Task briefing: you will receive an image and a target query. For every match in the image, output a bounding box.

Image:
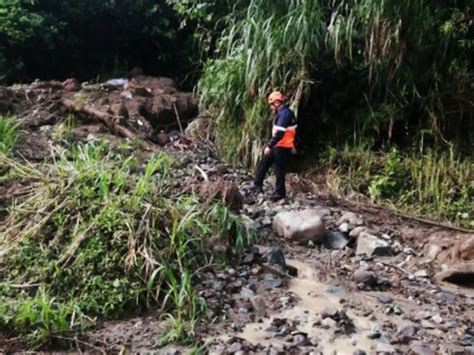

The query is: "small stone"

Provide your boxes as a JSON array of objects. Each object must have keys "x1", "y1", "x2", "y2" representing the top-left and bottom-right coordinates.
[
  {"x1": 356, "y1": 232, "x2": 391, "y2": 256},
  {"x1": 324, "y1": 230, "x2": 350, "y2": 249},
  {"x1": 227, "y1": 341, "x2": 243, "y2": 353},
  {"x1": 338, "y1": 222, "x2": 351, "y2": 233},
  {"x1": 436, "y1": 291, "x2": 457, "y2": 304},
  {"x1": 397, "y1": 323, "x2": 418, "y2": 344},
  {"x1": 293, "y1": 333, "x2": 311, "y2": 346},
  {"x1": 415, "y1": 269, "x2": 429, "y2": 278},
  {"x1": 321, "y1": 308, "x2": 339, "y2": 319},
  {"x1": 416, "y1": 311, "x2": 432, "y2": 320},
  {"x1": 410, "y1": 343, "x2": 435, "y2": 355},
  {"x1": 445, "y1": 321, "x2": 459, "y2": 329},
  {"x1": 321, "y1": 317, "x2": 338, "y2": 328},
  {"x1": 431, "y1": 314, "x2": 443, "y2": 324},
  {"x1": 377, "y1": 292, "x2": 394, "y2": 304},
  {"x1": 353, "y1": 269, "x2": 377, "y2": 287},
  {"x1": 349, "y1": 226, "x2": 367, "y2": 238},
  {"x1": 264, "y1": 247, "x2": 286, "y2": 269},
  {"x1": 367, "y1": 330, "x2": 381, "y2": 339},
  {"x1": 441, "y1": 344, "x2": 467, "y2": 355},
  {"x1": 353, "y1": 351, "x2": 367, "y2": 355},
  {"x1": 376, "y1": 343, "x2": 396, "y2": 353},
  {"x1": 252, "y1": 296, "x2": 267, "y2": 318},
  {"x1": 262, "y1": 274, "x2": 283, "y2": 288},
  {"x1": 242, "y1": 251, "x2": 260, "y2": 265},
  {"x1": 421, "y1": 320, "x2": 436, "y2": 329},
  {"x1": 337, "y1": 211, "x2": 363, "y2": 226},
  {"x1": 324, "y1": 285, "x2": 345, "y2": 294}
]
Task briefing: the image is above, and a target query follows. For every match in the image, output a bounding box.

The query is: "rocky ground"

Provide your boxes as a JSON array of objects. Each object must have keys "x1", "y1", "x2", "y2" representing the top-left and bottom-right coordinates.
[
  {"x1": 80, "y1": 144, "x2": 474, "y2": 355},
  {"x1": 1, "y1": 77, "x2": 473, "y2": 354}
]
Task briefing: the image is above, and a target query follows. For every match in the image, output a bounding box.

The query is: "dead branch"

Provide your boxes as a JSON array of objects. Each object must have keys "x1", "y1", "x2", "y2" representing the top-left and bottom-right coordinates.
[{"x1": 62, "y1": 99, "x2": 156, "y2": 151}]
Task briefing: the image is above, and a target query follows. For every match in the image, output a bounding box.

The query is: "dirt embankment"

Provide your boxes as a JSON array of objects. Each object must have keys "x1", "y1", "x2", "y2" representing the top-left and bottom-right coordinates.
[{"x1": 0, "y1": 75, "x2": 198, "y2": 158}]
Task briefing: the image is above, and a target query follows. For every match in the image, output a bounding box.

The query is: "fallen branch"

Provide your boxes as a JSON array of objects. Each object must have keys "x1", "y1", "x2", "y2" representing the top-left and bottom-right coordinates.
[
  {"x1": 194, "y1": 165, "x2": 209, "y2": 181},
  {"x1": 324, "y1": 194, "x2": 473, "y2": 234},
  {"x1": 62, "y1": 99, "x2": 155, "y2": 151},
  {"x1": 393, "y1": 211, "x2": 474, "y2": 234},
  {"x1": 173, "y1": 103, "x2": 184, "y2": 135}
]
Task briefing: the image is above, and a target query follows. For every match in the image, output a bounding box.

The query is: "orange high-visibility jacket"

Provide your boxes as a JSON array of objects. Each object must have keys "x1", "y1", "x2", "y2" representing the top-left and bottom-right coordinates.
[{"x1": 268, "y1": 105, "x2": 297, "y2": 149}]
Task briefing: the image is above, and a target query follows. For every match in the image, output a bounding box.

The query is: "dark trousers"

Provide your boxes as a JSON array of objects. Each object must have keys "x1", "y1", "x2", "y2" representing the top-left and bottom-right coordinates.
[{"x1": 254, "y1": 147, "x2": 291, "y2": 196}]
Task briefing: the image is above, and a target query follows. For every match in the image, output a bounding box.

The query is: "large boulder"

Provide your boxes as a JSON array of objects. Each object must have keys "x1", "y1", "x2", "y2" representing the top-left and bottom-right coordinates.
[{"x1": 273, "y1": 209, "x2": 326, "y2": 243}]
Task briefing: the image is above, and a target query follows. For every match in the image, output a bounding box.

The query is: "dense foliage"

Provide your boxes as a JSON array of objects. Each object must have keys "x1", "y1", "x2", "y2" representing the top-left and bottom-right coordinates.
[
  {"x1": 0, "y1": 142, "x2": 249, "y2": 347},
  {"x1": 189, "y1": 0, "x2": 473, "y2": 164},
  {"x1": 0, "y1": 0, "x2": 189, "y2": 83}
]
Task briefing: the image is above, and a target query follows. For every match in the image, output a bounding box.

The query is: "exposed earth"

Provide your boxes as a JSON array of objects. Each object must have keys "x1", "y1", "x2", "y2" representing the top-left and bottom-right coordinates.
[{"x1": 0, "y1": 77, "x2": 473, "y2": 354}]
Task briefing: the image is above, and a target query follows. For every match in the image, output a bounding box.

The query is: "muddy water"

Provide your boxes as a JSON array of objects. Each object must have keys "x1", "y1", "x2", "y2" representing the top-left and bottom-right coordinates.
[{"x1": 234, "y1": 259, "x2": 380, "y2": 353}]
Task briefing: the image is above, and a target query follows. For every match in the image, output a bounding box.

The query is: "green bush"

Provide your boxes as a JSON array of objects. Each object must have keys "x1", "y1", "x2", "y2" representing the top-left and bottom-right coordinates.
[
  {"x1": 322, "y1": 145, "x2": 473, "y2": 227},
  {"x1": 0, "y1": 114, "x2": 19, "y2": 155},
  {"x1": 0, "y1": 141, "x2": 249, "y2": 348}
]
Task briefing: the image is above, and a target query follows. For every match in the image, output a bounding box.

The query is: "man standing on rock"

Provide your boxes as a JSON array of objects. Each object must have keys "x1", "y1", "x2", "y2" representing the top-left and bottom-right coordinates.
[{"x1": 253, "y1": 91, "x2": 297, "y2": 202}]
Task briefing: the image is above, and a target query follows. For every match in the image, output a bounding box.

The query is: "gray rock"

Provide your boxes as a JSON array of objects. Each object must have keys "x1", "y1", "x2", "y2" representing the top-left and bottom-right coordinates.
[
  {"x1": 415, "y1": 269, "x2": 429, "y2": 278},
  {"x1": 356, "y1": 232, "x2": 391, "y2": 256},
  {"x1": 377, "y1": 292, "x2": 394, "y2": 304},
  {"x1": 228, "y1": 341, "x2": 243, "y2": 353},
  {"x1": 376, "y1": 343, "x2": 396, "y2": 354},
  {"x1": 321, "y1": 308, "x2": 339, "y2": 319},
  {"x1": 293, "y1": 333, "x2": 311, "y2": 346},
  {"x1": 441, "y1": 345, "x2": 467, "y2": 355},
  {"x1": 353, "y1": 269, "x2": 377, "y2": 287},
  {"x1": 240, "y1": 287, "x2": 255, "y2": 299},
  {"x1": 436, "y1": 291, "x2": 457, "y2": 303},
  {"x1": 264, "y1": 247, "x2": 286, "y2": 269},
  {"x1": 431, "y1": 314, "x2": 443, "y2": 324},
  {"x1": 321, "y1": 317, "x2": 338, "y2": 328},
  {"x1": 410, "y1": 343, "x2": 435, "y2": 355},
  {"x1": 324, "y1": 285, "x2": 345, "y2": 294},
  {"x1": 337, "y1": 211, "x2": 363, "y2": 226},
  {"x1": 445, "y1": 321, "x2": 459, "y2": 329},
  {"x1": 324, "y1": 230, "x2": 350, "y2": 250},
  {"x1": 338, "y1": 222, "x2": 351, "y2": 233},
  {"x1": 251, "y1": 295, "x2": 267, "y2": 317},
  {"x1": 349, "y1": 226, "x2": 367, "y2": 238},
  {"x1": 367, "y1": 330, "x2": 382, "y2": 339},
  {"x1": 262, "y1": 274, "x2": 283, "y2": 288},
  {"x1": 421, "y1": 320, "x2": 436, "y2": 329},
  {"x1": 273, "y1": 209, "x2": 326, "y2": 243},
  {"x1": 397, "y1": 323, "x2": 418, "y2": 344}
]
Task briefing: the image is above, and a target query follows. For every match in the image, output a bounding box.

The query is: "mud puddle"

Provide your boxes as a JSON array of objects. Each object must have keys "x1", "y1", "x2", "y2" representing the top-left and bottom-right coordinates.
[{"x1": 216, "y1": 258, "x2": 379, "y2": 353}]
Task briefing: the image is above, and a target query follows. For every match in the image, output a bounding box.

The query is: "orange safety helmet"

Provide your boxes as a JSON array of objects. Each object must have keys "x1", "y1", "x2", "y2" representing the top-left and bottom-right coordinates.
[{"x1": 268, "y1": 91, "x2": 286, "y2": 105}]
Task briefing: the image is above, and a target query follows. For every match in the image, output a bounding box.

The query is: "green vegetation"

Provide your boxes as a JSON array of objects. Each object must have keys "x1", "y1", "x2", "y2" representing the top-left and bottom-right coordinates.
[
  {"x1": 321, "y1": 145, "x2": 473, "y2": 228},
  {"x1": 194, "y1": 0, "x2": 472, "y2": 166},
  {"x1": 0, "y1": 142, "x2": 249, "y2": 348},
  {"x1": 0, "y1": 114, "x2": 19, "y2": 155},
  {"x1": 0, "y1": 0, "x2": 188, "y2": 83}
]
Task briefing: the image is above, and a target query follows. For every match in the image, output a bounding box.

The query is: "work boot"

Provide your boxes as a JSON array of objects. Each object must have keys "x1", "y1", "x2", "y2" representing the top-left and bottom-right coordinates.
[
  {"x1": 270, "y1": 192, "x2": 285, "y2": 202},
  {"x1": 249, "y1": 182, "x2": 263, "y2": 194}
]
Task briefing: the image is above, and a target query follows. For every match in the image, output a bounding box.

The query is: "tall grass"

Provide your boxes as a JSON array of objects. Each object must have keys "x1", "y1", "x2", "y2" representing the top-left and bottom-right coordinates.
[
  {"x1": 199, "y1": 0, "x2": 324, "y2": 166},
  {"x1": 0, "y1": 114, "x2": 19, "y2": 155},
  {"x1": 0, "y1": 141, "x2": 248, "y2": 348},
  {"x1": 322, "y1": 145, "x2": 473, "y2": 228},
  {"x1": 198, "y1": 0, "x2": 472, "y2": 165}
]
